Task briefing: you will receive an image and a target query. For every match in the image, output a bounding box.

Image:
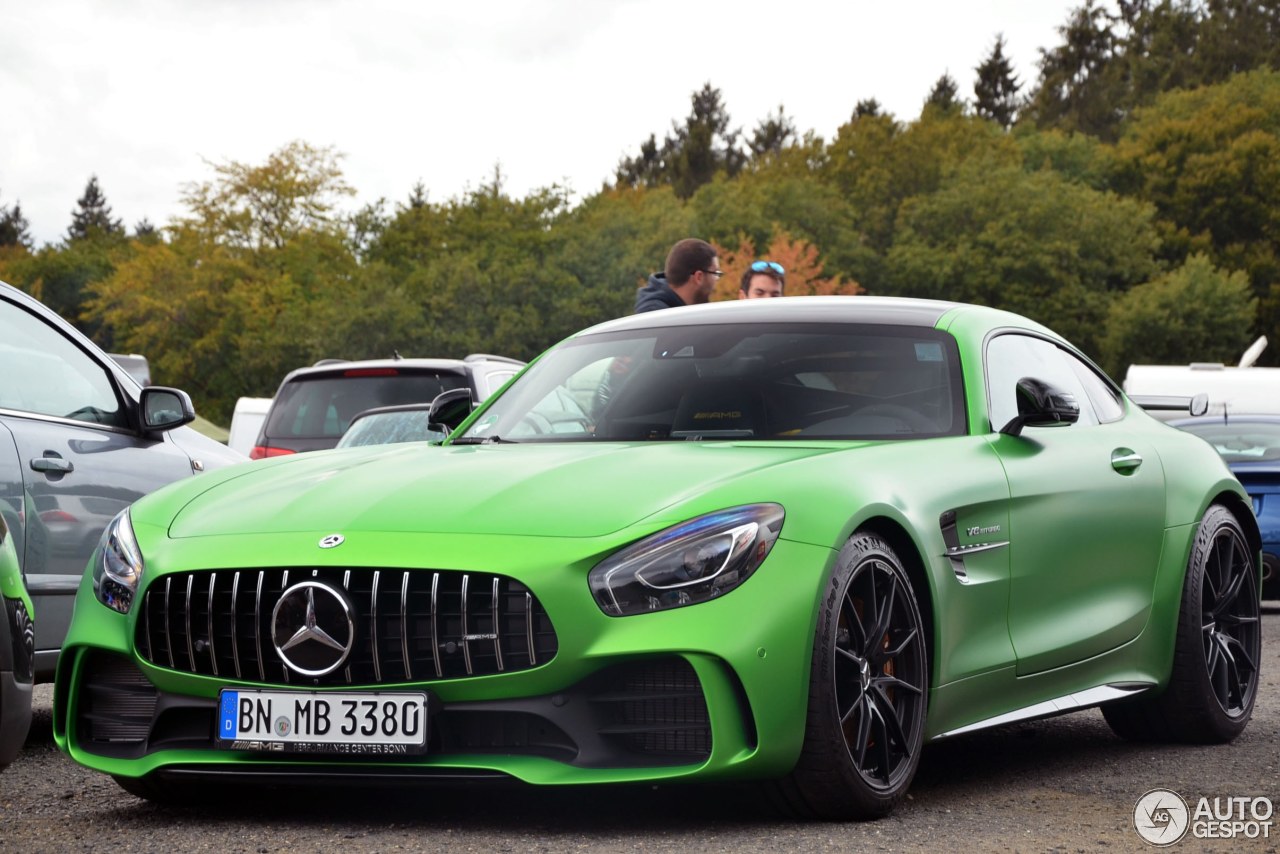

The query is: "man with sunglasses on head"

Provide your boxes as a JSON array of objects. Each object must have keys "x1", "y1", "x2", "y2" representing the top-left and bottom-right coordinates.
[
  {"x1": 740, "y1": 260, "x2": 785, "y2": 299},
  {"x1": 634, "y1": 238, "x2": 722, "y2": 313}
]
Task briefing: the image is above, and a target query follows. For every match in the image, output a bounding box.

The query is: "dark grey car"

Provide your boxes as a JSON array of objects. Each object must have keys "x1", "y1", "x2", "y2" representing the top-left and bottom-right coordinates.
[{"x1": 0, "y1": 281, "x2": 244, "y2": 680}]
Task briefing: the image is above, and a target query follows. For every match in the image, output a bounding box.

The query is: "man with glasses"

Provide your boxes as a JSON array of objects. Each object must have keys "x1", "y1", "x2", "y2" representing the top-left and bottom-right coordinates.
[
  {"x1": 634, "y1": 238, "x2": 722, "y2": 313},
  {"x1": 740, "y1": 260, "x2": 785, "y2": 299}
]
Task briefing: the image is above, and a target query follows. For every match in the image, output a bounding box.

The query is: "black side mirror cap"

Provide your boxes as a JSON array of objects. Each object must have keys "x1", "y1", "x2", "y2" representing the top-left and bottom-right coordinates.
[
  {"x1": 426, "y1": 388, "x2": 475, "y2": 435},
  {"x1": 999, "y1": 377, "x2": 1081, "y2": 437}
]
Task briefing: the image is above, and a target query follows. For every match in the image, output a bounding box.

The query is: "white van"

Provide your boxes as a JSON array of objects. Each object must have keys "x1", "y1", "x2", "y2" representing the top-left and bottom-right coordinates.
[
  {"x1": 227, "y1": 397, "x2": 272, "y2": 456},
  {"x1": 1123, "y1": 337, "x2": 1280, "y2": 419}
]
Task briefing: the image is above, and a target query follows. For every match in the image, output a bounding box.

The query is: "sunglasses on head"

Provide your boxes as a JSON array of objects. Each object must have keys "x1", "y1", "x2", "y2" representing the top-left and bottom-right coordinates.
[{"x1": 751, "y1": 260, "x2": 785, "y2": 275}]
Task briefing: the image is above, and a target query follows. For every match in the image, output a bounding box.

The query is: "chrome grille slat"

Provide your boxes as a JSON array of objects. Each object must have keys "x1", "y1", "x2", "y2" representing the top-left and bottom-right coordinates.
[
  {"x1": 254, "y1": 572, "x2": 265, "y2": 681},
  {"x1": 492, "y1": 577, "x2": 503, "y2": 673},
  {"x1": 371, "y1": 570, "x2": 382, "y2": 682},
  {"x1": 430, "y1": 572, "x2": 442, "y2": 679},
  {"x1": 207, "y1": 572, "x2": 218, "y2": 677},
  {"x1": 461, "y1": 574, "x2": 473, "y2": 676},
  {"x1": 164, "y1": 578, "x2": 173, "y2": 668},
  {"x1": 400, "y1": 571, "x2": 411, "y2": 681},
  {"x1": 137, "y1": 567, "x2": 556, "y2": 686},
  {"x1": 280, "y1": 570, "x2": 290, "y2": 684},
  {"x1": 525, "y1": 591, "x2": 536, "y2": 667},
  {"x1": 184, "y1": 576, "x2": 194, "y2": 670},
  {"x1": 230, "y1": 572, "x2": 242, "y2": 679}
]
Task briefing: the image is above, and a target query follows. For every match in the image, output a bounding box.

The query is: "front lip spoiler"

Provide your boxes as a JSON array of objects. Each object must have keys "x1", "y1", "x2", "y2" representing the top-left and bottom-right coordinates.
[{"x1": 147, "y1": 765, "x2": 515, "y2": 788}]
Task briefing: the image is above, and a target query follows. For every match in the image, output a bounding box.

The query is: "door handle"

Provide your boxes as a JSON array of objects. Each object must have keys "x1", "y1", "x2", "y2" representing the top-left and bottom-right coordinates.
[
  {"x1": 1111, "y1": 448, "x2": 1142, "y2": 474},
  {"x1": 30, "y1": 456, "x2": 74, "y2": 474}
]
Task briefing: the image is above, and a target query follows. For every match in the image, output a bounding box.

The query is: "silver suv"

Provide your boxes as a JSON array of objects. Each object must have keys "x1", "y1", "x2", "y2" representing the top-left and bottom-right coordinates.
[{"x1": 250, "y1": 354, "x2": 525, "y2": 458}]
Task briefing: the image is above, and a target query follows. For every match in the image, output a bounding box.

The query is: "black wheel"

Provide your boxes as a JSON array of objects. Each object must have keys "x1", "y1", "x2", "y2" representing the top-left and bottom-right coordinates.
[
  {"x1": 774, "y1": 533, "x2": 928, "y2": 820},
  {"x1": 1103, "y1": 504, "x2": 1261, "y2": 743}
]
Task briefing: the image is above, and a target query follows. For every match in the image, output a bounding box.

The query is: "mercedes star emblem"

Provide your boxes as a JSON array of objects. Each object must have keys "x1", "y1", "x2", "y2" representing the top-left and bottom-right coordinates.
[
  {"x1": 319, "y1": 533, "x2": 345, "y2": 549},
  {"x1": 271, "y1": 581, "x2": 355, "y2": 676}
]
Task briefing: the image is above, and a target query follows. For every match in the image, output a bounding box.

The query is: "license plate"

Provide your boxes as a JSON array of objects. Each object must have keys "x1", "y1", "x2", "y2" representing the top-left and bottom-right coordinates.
[{"x1": 217, "y1": 690, "x2": 428, "y2": 754}]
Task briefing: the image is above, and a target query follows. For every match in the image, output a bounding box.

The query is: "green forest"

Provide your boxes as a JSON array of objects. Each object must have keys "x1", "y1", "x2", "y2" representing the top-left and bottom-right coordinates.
[{"x1": 2, "y1": 0, "x2": 1278, "y2": 424}]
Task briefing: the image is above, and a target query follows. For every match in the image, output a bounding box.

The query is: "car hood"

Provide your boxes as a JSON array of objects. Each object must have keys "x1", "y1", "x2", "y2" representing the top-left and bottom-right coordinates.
[{"x1": 165, "y1": 441, "x2": 845, "y2": 540}]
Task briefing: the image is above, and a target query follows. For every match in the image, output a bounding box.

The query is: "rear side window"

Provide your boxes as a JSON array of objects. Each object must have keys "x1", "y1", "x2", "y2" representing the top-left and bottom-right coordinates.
[{"x1": 265, "y1": 372, "x2": 468, "y2": 440}]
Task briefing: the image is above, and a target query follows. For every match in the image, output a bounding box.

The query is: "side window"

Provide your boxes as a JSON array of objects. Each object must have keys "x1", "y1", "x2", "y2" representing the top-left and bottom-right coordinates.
[
  {"x1": 0, "y1": 298, "x2": 126, "y2": 427},
  {"x1": 986, "y1": 334, "x2": 1098, "y2": 432},
  {"x1": 1065, "y1": 353, "x2": 1125, "y2": 423}
]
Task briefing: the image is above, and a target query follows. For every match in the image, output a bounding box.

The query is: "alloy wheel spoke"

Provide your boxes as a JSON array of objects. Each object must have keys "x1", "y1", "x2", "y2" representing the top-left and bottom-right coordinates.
[
  {"x1": 874, "y1": 674, "x2": 923, "y2": 696},
  {"x1": 883, "y1": 626, "x2": 919, "y2": 658},
  {"x1": 851, "y1": 694, "x2": 873, "y2": 770},
  {"x1": 841, "y1": 588, "x2": 869, "y2": 653},
  {"x1": 1220, "y1": 634, "x2": 1258, "y2": 680},
  {"x1": 871, "y1": 685, "x2": 913, "y2": 759},
  {"x1": 867, "y1": 570, "x2": 898, "y2": 656}
]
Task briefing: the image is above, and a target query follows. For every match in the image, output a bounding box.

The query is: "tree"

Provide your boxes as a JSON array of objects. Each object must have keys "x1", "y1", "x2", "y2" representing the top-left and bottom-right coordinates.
[
  {"x1": 614, "y1": 83, "x2": 746, "y2": 199},
  {"x1": 179, "y1": 140, "x2": 354, "y2": 252},
  {"x1": 67, "y1": 175, "x2": 124, "y2": 241},
  {"x1": 1024, "y1": 0, "x2": 1122, "y2": 138},
  {"x1": 1099, "y1": 253, "x2": 1257, "y2": 375},
  {"x1": 711, "y1": 231, "x2": 861, "y2": 301},
  {"x1": 854, "y1": 99, "x2": 883, "y2": 119},
  {"x1": 747, "y1": 105, "x2": 798, "y2": 163},
  {"x1": 974, "y1": 35, "x2": 1022, "y2": 129},
  {"x1": 924, "y1": 73, "x2": 964, "y2": 115},
  {"x1": 884, "y1": 161, "x2": 1160, "y2": 357},
  {"x1": 0, "y1": 192, "x2": 31, "y2": 249}
]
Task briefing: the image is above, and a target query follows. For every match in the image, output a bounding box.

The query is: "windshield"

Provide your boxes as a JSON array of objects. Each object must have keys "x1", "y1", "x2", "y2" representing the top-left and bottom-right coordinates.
[
  {"x1": 457, "y1": 322, "x2": 965, "y2": 443},
  {"x1": 1176, "y1": 419, "x2": 1280, "y2": 463}
]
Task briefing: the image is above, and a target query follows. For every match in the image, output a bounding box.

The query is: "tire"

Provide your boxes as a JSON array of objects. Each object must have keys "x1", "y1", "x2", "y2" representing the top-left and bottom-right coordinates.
[
  {"x1": 773, "y1": 533, "x2": 929, "y2": 820},
  {"x1": 1103, "y1": 504, "x2": 1261, "y2": 743}
]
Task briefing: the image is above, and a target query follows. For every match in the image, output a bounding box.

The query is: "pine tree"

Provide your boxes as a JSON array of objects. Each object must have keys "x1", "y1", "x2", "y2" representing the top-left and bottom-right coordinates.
[
  {"x1": 615, "y1": 83, "x2": 745, "y2": 198},
  {"x1": 0, "y1": 192, "x2": 31, "y2": 248},
  {"x1": 974, "y1": 34, "x2": 1022, "y2": 129},
  {"x1": 747, "y1": 105, "x2": 797, "y2": 162},
  {"x1": 854, "y1": 99, "x2": 883, "y2": 119},
  {"x1": 67, "y1": 175, "x2": 124, "y2": 241},
  {"x1": 925, "y1": 73, "x2": 964, "y2": 114}
]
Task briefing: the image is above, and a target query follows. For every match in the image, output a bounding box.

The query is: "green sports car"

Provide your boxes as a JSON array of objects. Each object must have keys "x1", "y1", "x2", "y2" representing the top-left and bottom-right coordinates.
[
  {"x1": 1, "y1": 509, "x2": 34, "y2": 771},
  {"x1": 54, "y1": 297, "x2": 1262, "y2": 819}
]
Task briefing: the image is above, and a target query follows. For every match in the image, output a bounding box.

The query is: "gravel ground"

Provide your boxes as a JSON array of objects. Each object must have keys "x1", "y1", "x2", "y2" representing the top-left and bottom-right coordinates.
[{"x1": 3, "y1": 607, "x2": 1277, "y2": 853}]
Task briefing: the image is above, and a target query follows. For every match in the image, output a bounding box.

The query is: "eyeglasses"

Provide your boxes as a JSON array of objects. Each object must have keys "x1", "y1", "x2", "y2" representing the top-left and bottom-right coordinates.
[
  {"x1": 702, "y1": 269, "x2": 724, "y2": 278},
  {"x1": 751, "y1": 260, "x2": 785, "y2": 275}
]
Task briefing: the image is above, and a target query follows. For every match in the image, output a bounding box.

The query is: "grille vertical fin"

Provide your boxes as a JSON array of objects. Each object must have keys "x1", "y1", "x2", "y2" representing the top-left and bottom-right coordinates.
[
  {"x1": 370, "y1": 570, "x2": 382, "y2": 682},
  {"x1": 430, "y1": 572, "x2": 442, "y2": 679},
  {"x1": 492, "y1": 577, "x2": 504, "y2": 672},
  {"x1": 400, "y1": 570, "x2": 412, "y2": 681},
  {"x1": 207, "y1": 572, "x2": 218, "y2": 677},
  {"x1": 230, "y1": 572, "x2": 242, "y2": 680},
  {"x1": 461, "y1": 574, "x2": 473, "y2": 676}
]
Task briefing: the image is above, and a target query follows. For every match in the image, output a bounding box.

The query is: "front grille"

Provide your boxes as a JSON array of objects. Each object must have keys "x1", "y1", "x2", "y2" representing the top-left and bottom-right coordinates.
[{"x1": 136, "y1": 568, "x2": 558, "y2": 686}]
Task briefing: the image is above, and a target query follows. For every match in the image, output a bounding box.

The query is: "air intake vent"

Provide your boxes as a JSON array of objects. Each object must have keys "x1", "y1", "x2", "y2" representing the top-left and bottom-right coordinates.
[
  {"x1": 78, "y1": 652, "x2": 157, "y2": 746},
  {"x1": 590, "y1": 659, "x2": 711, "y2": 760}
]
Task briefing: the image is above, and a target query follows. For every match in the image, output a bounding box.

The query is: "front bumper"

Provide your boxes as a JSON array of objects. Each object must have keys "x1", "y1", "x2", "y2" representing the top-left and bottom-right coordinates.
[{"x1": 54, "y1": 536, "x2": 835, "y2": 786}]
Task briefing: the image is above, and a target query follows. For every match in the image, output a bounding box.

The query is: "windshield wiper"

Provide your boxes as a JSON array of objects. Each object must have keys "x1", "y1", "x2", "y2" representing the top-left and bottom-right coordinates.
[{"x1": 450, "y1": 435, "x2": 518, "y2": 445}]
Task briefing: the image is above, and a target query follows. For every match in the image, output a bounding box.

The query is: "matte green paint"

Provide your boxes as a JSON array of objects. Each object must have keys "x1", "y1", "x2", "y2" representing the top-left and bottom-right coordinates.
[{"x1": 53, "y1": 298, "x2": 1257, "y2": 788}]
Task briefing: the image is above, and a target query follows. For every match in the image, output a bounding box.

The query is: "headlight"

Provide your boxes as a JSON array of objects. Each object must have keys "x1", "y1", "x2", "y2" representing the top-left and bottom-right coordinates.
[
  {"x1": 589, "y1": 504, "x2": 784, "y2": 616},
  {"x1": 93, "y1": 508, "x2": 144, "y2": 614}
]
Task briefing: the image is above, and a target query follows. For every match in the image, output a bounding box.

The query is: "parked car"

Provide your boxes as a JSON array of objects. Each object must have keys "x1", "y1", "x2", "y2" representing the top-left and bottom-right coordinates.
[
  {"x1": 227, "y1": 397, "x2": 271, "y2": 456},
  {"x1": 249, "y1": 354, "x2": 524, "y2": 459},
  {"x1": 55, "y1": 297, "x2": 1260, "y2": 819},
  {"x1": 336, "y1": 403, "x2": 442, "y2": 448},
  {"x1": 1170, "y1": 414, "x2": 1280, "y2": 599},
  {"x1": 0, "y1": 518, "x2": 33, "y2": 771},
  {"x1": 0, "y1": 280, "x2": 245, "y2": 680}
]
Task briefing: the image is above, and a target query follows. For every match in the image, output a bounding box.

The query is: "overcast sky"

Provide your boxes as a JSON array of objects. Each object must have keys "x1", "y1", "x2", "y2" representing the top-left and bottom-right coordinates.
[{"x1": 2, "y1": 0, "x2": 1084, "y2": 248}]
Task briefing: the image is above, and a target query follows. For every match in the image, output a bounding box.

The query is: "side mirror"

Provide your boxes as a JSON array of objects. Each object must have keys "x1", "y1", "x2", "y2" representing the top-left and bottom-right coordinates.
[
  {"x1": 999, "y1": 377, "x2": 1080, "y2": 437},
  {"x1": 426, "y1": 388, "x2": 475, "y2": 436},
  {"x1": 140, "y1": 387, "x2": 196, "y2": 432}
]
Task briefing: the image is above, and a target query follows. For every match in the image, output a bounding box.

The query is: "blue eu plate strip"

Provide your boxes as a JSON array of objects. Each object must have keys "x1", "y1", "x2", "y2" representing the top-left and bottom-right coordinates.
[{"x1": 219, "y1": 691, "x2": 238, "y2": 739}]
